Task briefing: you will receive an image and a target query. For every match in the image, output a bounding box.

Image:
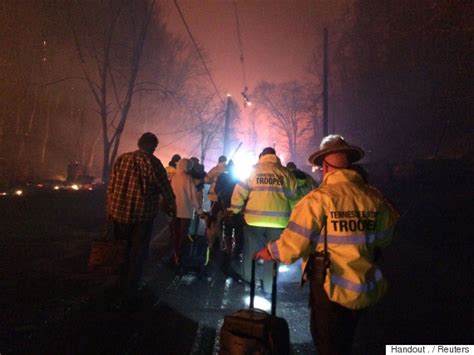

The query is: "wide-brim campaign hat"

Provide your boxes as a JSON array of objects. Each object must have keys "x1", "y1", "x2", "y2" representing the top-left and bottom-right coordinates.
[{"x1": 308, "y1": 134, "x2": 364, "y2": 166}]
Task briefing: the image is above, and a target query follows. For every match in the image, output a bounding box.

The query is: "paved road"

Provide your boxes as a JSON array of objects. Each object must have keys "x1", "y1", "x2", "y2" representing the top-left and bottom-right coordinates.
[
  {"x1": 139, "y1": 211, "x2": 472, "y2": 354},
  {"x1": 143, "y1": 215, "x2": 316, "y2": 354},
  {"x1": 3, "y1": 185, "x2": 471, "y2": 354}
]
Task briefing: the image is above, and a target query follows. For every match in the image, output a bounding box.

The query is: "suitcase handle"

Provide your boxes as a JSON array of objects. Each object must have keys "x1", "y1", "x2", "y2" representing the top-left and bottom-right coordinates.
[{"x1": 250, "y1": 258, "x2": 278, "y2": 316}]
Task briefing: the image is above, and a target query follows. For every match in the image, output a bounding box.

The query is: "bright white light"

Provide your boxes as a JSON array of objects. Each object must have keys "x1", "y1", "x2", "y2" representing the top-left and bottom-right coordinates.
[
  {"x1": 15, "y1": 190, "x2": 23, "y2": 196},
  {"x1": 278, "y1": 153, "x2": 286, "y2": 164},
  {"x1": 243, "y1": 295, "x2": 271, "y2": 311},
  {"x1": 278, "y1": 265, "x2": 290, "y2": 273},
  {"x1": 232, "y1": 151, "x2": 257, "y2": 181},
  {"x1": 0, "y1": 192, "x2": 7, "y2": 196},
  {"x1": 53, "y1": 186, "x2": 60, "y2": 190},
  {"x1": 71, "y1": 184, "x2": 79, "y2": 190}
]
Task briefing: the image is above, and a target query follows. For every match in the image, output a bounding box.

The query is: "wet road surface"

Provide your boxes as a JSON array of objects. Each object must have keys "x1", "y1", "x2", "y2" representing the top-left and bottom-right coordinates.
[
  {"x1": 142, "y1": 217, "x2": 317, "y2": 354},
  {"x1": 2, "y1": 183, "x2": 472, "y2": 354}
]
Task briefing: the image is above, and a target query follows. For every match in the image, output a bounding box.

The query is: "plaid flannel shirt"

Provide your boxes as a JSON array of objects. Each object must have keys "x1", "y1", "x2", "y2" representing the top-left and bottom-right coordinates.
[{"x1": 107, "y1": 150, "x2": 175, "y2": 223}]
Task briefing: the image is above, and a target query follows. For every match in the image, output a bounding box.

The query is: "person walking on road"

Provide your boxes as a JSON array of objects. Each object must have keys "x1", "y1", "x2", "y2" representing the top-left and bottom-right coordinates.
[
  {"x1": 255, "y1": 135, "x2": 399, "y2": 355},
  {"x1": 205, "y1": 155, "x2": 227, "y2": 215},
  {"x1": 189, "y1": 156, "x2": 207, "y2": 205},
  {"x1": 170, "y1": 158, "x2": 204, "y2": 266},
  {"x1": 107, "y1": 132, "x2": 176, "y2": 309},
  {"x1": 229, "y1": 147, "x2": 298, "y2": 294},
  {"x1": 214, "y1": 160, "x2": 244, "y2": 273}
]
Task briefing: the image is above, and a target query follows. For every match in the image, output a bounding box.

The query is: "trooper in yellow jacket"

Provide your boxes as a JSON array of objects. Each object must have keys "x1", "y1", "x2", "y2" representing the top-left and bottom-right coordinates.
[
  {"x1": 229, "y1": 147, "x2": 298, "y2": 294},
  {"x1": 256, "y1": 135, "x2": 399, "y2": 355}
]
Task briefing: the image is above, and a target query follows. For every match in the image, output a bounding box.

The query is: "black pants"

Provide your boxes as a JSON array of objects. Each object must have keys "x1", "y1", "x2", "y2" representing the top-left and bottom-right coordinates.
[
  {"x1": 113, "y1": 220, "x2": 154, "y2": 305},
  {"x1": 309, "y1": 277, "x2": 363, "y2": 355},
  {"x1": 222, "y1": 213, "x2": 244, "y2": 255}
]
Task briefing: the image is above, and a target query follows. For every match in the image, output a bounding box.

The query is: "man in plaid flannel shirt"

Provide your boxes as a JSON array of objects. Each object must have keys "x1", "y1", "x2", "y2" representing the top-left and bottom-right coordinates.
[{"x1": 107, "y1": 132, "x2": 175, "y2": 309}]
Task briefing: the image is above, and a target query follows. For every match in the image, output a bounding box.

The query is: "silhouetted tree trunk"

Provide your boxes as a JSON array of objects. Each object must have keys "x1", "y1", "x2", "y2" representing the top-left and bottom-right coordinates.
[{"x1": 67, "y1": 0, "x2": 156, "y2": 182}]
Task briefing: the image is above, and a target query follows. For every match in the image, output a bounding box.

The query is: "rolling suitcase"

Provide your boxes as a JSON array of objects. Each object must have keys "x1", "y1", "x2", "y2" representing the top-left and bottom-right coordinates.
[
  {"x1": 219, "y1": 260, "x2": 290, "y2": 354},
  {"x1": 180, "y1": 213, "x2": 210, "y2": 277}
]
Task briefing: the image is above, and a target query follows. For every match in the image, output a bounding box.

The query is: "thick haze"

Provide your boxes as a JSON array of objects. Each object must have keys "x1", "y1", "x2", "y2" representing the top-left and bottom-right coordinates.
[
  {"x1": 0, "y1": 0, "x2": 471, "y2": 184},
  {"x1": 163, "y1": 0, "x2": 318, "y2": 97},
  {"x1": 161, "y1": 0, "x2": 472, "y2": 166},
  {"x1": 160, "y1": 0, "x2": 328, "y2": 162}
]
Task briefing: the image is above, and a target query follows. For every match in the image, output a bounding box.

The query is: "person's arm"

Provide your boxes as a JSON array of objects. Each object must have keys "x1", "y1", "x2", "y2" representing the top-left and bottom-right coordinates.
[
  {"x1": 152, "y1": 157, "x2": 176, "y2": 215},
  {"x1": 257, "y1": 194, "x2": 324, "y2": 264},
  {"x1": 228, "y1": 178, "x2": 250, "y2": 214},
  {"x1": 106, "y1": 156, "x2": 122, "y2": 218},
  {"x1": 371, "y1": 186, "x2": 400, "y2": 250}
]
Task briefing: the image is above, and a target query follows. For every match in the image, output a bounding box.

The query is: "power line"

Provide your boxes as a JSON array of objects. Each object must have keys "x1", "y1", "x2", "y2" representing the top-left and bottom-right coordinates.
[
  {"x1": 233, "y1": 1, "x2": 251, "y2": 107},
  {"x1": 233, "y1": 0, "x2": 247, "y2": 88},
  {"x1": 173, "y1": 0, "x2": 224, "y2": 104}
]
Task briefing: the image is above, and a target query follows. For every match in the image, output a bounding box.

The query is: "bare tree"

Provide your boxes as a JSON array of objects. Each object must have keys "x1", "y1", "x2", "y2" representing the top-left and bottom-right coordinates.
[
  {"x1": 180, "y1": 90, "x2": 226, "y2": 163},
  {"x1": 252, "y1": 81, "x2": 312, "y2": 162},
  {"x1": 65, "y1": 0, "x2": 156, "y2": 182}
]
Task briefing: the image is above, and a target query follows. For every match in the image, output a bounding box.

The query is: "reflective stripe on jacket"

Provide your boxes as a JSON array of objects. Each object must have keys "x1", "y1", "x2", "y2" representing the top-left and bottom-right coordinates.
[
  {"x1": 230, "y1": 154, "x2": 298, "y2": 228},
  {"x1": 267, "y1": 169, "x2": 399, "y2": 309}
]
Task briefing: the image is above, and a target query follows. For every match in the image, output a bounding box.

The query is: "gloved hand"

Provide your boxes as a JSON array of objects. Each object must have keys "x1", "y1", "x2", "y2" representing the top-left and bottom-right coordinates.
[{"x1": 254, "y1": 247, "x2": 273, "y2": 261}]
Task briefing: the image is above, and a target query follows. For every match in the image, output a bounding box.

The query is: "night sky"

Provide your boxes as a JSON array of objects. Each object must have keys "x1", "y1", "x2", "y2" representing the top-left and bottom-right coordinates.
[
  {"x1": 160, "y1": 1, "x2": 472, "y2": 168},
  {"x1": 163, "y1": 0, "x2": 318, "y2": 98},
  {"x1": 0, "y1": 0, "x2": 471, "y2": 182}
]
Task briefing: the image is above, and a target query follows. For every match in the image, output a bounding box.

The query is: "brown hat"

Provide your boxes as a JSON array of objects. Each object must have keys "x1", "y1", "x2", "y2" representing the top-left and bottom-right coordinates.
[{"x1": 308, "y1": 134, "x2": 364, "y2": 166}]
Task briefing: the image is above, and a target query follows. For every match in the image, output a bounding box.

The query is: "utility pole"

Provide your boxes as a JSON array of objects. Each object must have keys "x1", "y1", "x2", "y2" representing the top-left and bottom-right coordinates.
[
  {"x1": 223, "y1": 95, "x2": 232, "y2": 157},
  {"x1": 323, "y1": 28, "x2": 329, "y2": 137}
]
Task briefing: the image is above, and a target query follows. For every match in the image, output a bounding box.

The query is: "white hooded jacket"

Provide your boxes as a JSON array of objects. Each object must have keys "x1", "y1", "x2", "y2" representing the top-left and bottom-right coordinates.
[{"x1": 171, "y1": 159, "x2": 203, "y2": 219}]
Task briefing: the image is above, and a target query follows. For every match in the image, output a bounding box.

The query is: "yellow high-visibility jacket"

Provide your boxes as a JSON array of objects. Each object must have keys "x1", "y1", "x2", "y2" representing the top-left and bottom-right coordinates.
[
  {"x1": 205, "y1": 162, "x2": 227, "y2": 202},
  {"x1": 267, "y1": 169, "x2": 399, "y2": 309},
  {"x1": 229, "y1": 154, "x2": 298, "y2": 228}
]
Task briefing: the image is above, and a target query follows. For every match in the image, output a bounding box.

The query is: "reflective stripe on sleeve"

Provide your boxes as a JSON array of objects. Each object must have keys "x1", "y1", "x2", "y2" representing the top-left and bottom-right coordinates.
[
  {"x1": 244, "y1": 209, "x2": 291, "y2": 217},
  {"x1": 287, "y1": 221, "x2": 318, "y2": 241},
  {"x1": 230, "y1": 204, "x2": 244, "y2": 210},
  {"x1": 269, "y1": 241, "x2": 280, "y2": 260},
  {"x1": 330, "y1": 269, "x2": 383, "y2": 293}
]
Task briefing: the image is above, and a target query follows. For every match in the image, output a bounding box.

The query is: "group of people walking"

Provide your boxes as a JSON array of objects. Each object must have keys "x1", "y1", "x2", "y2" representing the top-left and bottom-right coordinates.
[
  {"x1": 165, "y1": 153, "x2": 239, "y2": 266},
  {"x1": 106, "y1": 131, "x2": 399, "y2": 355}
]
